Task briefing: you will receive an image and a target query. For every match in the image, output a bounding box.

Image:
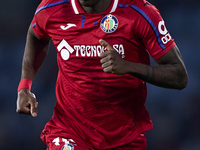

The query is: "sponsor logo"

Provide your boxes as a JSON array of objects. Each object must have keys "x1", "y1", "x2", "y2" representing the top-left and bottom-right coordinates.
[
  {"x1": 60, "y1": 23, "x2": 76, "y2": 30},
  {"x1": 57, "y1": 39, "x2": 125, "y2": 61},
  {"x1": 158, "y1": 20, "x2": 171, "y2": 44},
  {"x1": 57, "y1": 39, "x2": 75, "y2": 60},
  {"x1": 100, "y1": 14, "x2": 118, "y2": 33}
]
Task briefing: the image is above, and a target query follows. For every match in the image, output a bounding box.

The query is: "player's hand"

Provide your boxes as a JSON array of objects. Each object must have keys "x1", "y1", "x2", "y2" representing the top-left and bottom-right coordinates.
[
  {"x1": 16, "y1": 89, "x2": 38, "y2": 117},
  {"x1": 99, "y1": 39, "x2": 129, "y2": 75}
]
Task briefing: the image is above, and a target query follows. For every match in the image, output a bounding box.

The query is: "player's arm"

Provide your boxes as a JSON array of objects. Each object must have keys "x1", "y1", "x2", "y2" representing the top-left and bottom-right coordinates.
[
  {"x1": 130, "y1": 45, "x2": 188, "y2": 89},
  {"x1": 99, "y1": 39, "x2": 188, "y2": 90},
  {"x1": 16, "y1": 25, "x2": 51, "y2": 117}
]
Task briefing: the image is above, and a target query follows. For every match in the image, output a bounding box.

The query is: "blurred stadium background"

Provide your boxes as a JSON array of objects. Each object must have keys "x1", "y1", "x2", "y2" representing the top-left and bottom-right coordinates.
[{"x1": 0, "y1": 0, "x2": 200, "y2": 149}]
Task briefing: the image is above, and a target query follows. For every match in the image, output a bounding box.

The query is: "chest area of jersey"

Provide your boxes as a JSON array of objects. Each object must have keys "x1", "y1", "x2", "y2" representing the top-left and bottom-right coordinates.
[
  {"x1": 47, "y1": 13, "x2": 136, "y2": 61},
  {"x1": 48, "y1": 13, "x2": 133, "y2": 40}
]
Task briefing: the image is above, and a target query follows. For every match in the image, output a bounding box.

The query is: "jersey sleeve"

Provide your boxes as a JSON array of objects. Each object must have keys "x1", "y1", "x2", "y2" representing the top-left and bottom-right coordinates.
[
  {"x1": 136, "y1": 3, "x2": 176, "y2": 60},
  {"x1": 30, "y1": 0, "x2": 51, "y2": 39}
]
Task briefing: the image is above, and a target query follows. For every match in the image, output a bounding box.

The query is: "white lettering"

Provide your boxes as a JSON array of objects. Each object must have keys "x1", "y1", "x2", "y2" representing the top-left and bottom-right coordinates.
[
  {"x1": 80, "y1": 45, "x2": 86, "y2": 56},
  {"x1": 57, "y1": 40, "x2": 125, "y2": 60},
  {"x1": 158, "y1": 20, "x2": 168, "y2": 35},
  {"x1": 113, "y1": 44, "x2": 124, "y2": 56},
  {"x1": 90, "y1": 46, "x2": 97, "y2": 57},
  {"x1": 96, "y1": 45, "x2": 102, "y2": 56},
  {"x1": 86, "y1": 45, "x2": 91, "y2": 56},
  {"x1": 74, "y1": 45, "x2": 80, "y2": 56},
  {"x1": 113, "y1": 44, "x2": 119, "y2": 53},
  {"x1": 118, "y1": 44, "x2": 124, "y2": 56},
  {"x1": 161, "y1": 33, "x2": 171, "y2": 44},
  {"x1": 158, "y1": 20, "x2": 172, "y2": 45}
]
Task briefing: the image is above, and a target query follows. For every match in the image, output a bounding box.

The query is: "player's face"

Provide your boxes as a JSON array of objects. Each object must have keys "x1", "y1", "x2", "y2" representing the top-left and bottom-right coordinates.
[{"x1": 79, "y1": 0, "x2": 100, "y2": 7}]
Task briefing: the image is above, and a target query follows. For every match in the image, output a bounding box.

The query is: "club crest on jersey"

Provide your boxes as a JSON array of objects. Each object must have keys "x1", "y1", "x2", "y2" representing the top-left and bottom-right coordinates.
[
  {"x1": 100, "y1": 14, "x2": 118, "y2": 33},
  {"x1": 61, "y1": 144, "x2": 74, "y2": 150}
]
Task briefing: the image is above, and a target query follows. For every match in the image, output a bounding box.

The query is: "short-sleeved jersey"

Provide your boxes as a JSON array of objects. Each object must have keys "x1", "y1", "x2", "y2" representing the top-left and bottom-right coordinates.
[{"x1": 32, "y1": 0, "x2": 175, "y2": 149}]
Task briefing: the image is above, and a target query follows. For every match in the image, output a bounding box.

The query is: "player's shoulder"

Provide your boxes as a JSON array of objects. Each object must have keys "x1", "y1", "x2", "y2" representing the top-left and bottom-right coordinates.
[
  {"x1": 118, "y1": 0, "x2": 160, "y2": 18},
  {"x1": 38, "y1": 0, "x2": 70, "y2": 6},
  {"x1": 35, "y1": 0, "x2": 70, "y2": 16},
  {"x1": 119, "y1": 0, "x2": 156, "y2": 8}
]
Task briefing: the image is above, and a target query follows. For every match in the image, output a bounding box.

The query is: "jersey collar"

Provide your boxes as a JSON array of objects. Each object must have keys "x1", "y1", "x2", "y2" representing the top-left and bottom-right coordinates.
[{"x1": 71, "y1": 0, "x2": 119, "y2": 14}]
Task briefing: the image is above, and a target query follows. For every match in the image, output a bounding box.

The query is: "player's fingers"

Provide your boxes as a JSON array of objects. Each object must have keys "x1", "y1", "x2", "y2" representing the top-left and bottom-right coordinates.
[
  {"x1": 100, "y1": 53, "x2": 113, "y2": 63},
  {"x1": 16, "y1": 105, "x2": 31, "y2": 115},
  {"x1": 29, "y1": 93, "x2": 38, "y2": 117},
  {"x1": 16, "y1": 97, "x2": 31, "y2": 115},
  {"x1": 101, "y1": 59, "x2": 113, "y2": 69},
  {"x1": 99, "y1": 39, "x2": 113, "y2": 51},
  {"x1": 103, "y1": 66, "x2": 114, "y2": 73}
]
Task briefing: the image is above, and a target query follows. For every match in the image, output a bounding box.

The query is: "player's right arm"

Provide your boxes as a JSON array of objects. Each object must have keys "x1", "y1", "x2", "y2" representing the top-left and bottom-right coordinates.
[{"x1": 16, "y1": 25, "x2": 51, "y2": 117}]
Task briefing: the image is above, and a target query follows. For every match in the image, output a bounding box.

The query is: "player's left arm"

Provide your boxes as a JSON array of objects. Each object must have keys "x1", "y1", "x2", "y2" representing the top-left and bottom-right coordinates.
[{"x1": 99, "y1": 39, "x2": 188, "y2": 90}]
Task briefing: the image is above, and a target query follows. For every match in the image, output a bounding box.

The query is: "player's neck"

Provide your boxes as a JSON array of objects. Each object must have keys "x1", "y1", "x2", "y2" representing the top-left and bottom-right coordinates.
[{"x1": 80, "y1": 0, "x2": 112, "y2": 14}]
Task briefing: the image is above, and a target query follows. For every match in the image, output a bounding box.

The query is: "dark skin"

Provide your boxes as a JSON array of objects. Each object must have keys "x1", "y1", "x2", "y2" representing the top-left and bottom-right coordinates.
[
  {"x1": 16, "y1": 0, "x2": 188, "y2": 117},
  {"x1": 17, "y1": 26, "x2": 50, "y2": 117},
  {"x1": 99, "y1": 39, "x2": 188, "y2": 89},
  {"x1": 79, "y1": 0, "x2": 112, "y2": 13}
]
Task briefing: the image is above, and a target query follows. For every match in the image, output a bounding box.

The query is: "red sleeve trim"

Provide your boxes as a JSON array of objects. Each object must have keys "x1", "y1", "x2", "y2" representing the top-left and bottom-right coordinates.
[{"x1": 152, "y1": 42, "x2": 176, "y2": 60}]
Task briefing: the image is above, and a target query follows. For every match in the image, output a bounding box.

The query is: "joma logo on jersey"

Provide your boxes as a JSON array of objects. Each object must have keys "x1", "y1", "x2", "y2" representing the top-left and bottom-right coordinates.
[{"x1": 57, "y1": 39, "x2": 125, "y2": 61}]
